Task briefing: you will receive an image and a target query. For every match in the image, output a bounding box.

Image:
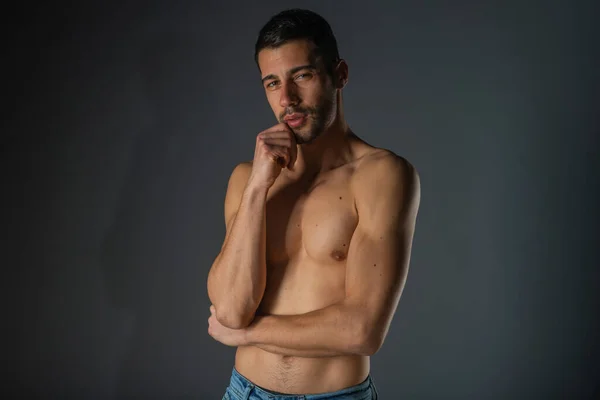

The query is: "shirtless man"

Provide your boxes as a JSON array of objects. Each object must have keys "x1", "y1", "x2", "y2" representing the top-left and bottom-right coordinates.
[{"x1": 207, "y1": 9, "x2": 420, "y2": 399}]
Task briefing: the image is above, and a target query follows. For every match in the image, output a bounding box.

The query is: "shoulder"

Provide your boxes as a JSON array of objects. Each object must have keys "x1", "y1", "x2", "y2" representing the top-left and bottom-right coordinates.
[
  {"x1": 224, "y1": 161, "x2": 253, "y2": 203},
  {"x1": 352, "y1": 148, "x2": 421, "y2": 217},
  {"x1": 223, "y1": 161, "x2": 254, "y2": 222},
  {"x1": 353, "y1": 148, "x2": 419, "y2": 192},
  {"x1": 232, "y1": 160, "x2": 254, "y2": 175},
  {"x1": 226, "y1": 161, "x2": 253, "y2": 187}
]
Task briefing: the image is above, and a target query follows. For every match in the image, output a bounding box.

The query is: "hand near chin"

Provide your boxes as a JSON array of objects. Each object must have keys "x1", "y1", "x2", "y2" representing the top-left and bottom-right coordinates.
[
  {"x1": 248, "y1": 123, "x2": 298, "y2": 190},
  {"x1": 207, "y1": 305, "x2": 249, "y2": 347}
]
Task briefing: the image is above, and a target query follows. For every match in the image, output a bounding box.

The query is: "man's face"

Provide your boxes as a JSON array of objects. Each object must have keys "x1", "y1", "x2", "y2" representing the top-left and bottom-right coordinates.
[{"x1": 257, "y1": 40, "x2": 337, "y2": 144}]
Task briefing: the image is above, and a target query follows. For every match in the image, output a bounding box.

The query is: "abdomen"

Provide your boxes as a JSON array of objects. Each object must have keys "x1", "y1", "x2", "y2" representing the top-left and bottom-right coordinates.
[{"x1": 234, "y1": 346, "x2": 370, "y2": 394}]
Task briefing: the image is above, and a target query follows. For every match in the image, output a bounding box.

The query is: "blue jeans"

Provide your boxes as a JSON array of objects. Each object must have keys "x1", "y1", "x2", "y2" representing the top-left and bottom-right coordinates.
[{"x1": 222, "y1": 367, "x2": 379, "y2": 400}]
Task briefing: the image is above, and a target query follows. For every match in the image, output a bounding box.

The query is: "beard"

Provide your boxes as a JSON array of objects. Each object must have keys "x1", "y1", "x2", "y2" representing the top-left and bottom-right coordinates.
[{"x1": 279, "y1": 89, "x2": 337, "y2": 145}]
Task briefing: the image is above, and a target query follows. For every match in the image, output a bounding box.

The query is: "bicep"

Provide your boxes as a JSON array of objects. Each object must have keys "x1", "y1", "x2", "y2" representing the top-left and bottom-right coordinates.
[
  {"x1": 344, "y1": 155, "x2": 420, "y2": 322},
  {"x1": 344, "y1": 223, "x2": 410, "y2": 314}
]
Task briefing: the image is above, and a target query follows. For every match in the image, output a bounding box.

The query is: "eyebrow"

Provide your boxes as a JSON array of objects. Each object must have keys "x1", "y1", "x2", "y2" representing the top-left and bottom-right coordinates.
[{"x1": 261, "y1": 64, "x2": 317, "y2": 84}]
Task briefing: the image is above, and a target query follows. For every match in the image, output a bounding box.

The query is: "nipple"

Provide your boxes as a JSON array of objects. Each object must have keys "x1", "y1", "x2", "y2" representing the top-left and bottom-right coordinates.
[{"x1": 331, "y1": 250, "x2": 347, "y2": 261}]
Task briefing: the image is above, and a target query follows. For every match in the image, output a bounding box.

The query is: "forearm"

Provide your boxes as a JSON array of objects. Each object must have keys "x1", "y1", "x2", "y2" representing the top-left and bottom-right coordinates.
[
  {"x1": 252, "y1": 344, "x2": 341, "y2": 358},
  {"x1": 207, "y1": 183, "x2": 268, "y2": 328},
  {"x1": 245, "y1": 301, "x2": 369, "y2": 357}
]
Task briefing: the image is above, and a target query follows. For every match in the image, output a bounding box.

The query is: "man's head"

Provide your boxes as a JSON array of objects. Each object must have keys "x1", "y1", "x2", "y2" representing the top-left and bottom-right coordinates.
[{"x1": 255, "y1": 9, "x2": 348, "y2": 144}]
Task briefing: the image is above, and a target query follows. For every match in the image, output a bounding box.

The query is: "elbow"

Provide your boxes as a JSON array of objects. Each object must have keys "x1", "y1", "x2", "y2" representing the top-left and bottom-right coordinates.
[
  {"x1": 207, "y1": 274, "x2": 257, "y2": 329},
  {"x1": 354, "y1": 323, "x2": 385, "y2": 356},
  {"x1": 215, "y1": 305, "x2": 255, "y2": 330},
  {"x1": 356, "y1": 337, "x2": 383, "y2": 357},
  {"x1": 218, "y1": 314, "x2": 253, "y2": 330},
  {"x1": 361, "y1": 336, "x2": 384, "y2": 356}
]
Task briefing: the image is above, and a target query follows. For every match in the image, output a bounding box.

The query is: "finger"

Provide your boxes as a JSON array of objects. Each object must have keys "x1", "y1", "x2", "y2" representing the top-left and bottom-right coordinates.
[
  {"x1": 269, "y1": 153, "x2": 287, "y2": 169},
  {"x1": 258, "y1": 132, "x2": 295, "y2": 144},
  {"x1": 260, "y1": 122, "x2": 291, "y2": 134},
  {"x1": 277, "y1": 124, "x2": 298, "y2": 169},
  {"x1": 261, "y1": 137, "x2": 293, "y2": 147},
  {"x1": 258, "y1": 121, "x2": 297, "y2": 139},
  {"x1": 260, "y1": 137, "x2": 294, "y2": 169},
  {"x1": 256, "y1": 126, "x2": 289, "y2": 141},
  {"x1": 267, "y1": 145, "x2": 290, "y2": 167},
  {"x1": 275, "y1": 156, "x2": 286, "y2": 168},
  {"x1": 286, "y1": 128, "x2": 298, "y2": 169}
]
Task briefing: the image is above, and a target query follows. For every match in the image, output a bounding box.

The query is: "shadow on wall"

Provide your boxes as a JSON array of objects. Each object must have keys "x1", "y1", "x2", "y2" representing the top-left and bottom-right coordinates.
[{"x1": 99, "y1": 33, "x2": 216, "y2": 398}]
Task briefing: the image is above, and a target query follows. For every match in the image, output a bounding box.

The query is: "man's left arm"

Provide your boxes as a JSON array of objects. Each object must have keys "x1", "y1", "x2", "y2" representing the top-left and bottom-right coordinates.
[{"x1": 243, "y1": 154, "x2": 421, "y2": 357}]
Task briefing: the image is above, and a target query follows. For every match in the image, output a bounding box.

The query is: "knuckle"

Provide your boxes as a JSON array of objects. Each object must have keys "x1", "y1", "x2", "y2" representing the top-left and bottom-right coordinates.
[{"x1": 257, "y1": 132, "x2": 267, "y2": 141}]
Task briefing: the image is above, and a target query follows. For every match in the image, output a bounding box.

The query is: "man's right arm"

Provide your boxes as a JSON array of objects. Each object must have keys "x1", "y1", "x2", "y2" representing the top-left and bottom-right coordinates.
[{"x1": 207, "y1": 162, "x2": 268, "y2": 329}]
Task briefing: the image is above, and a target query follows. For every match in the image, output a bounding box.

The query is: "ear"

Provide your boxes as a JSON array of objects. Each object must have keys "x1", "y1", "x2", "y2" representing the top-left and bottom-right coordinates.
[{"x1": 333, "y1": 59, "x2": 349, "y2": 89}]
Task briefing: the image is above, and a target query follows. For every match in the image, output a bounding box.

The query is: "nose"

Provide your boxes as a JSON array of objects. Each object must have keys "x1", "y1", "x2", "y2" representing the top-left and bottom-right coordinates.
[{"x1": 279, "y1": 81, "x2": 300, "y2": 108}]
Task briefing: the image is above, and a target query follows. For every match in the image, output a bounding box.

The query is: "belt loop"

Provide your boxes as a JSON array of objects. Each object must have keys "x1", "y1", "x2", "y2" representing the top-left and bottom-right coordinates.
[
  {"x1": 370, "y1": 376, "x2": 379, "y2": 400},
  {"x1": 243, "y1": 383, "x2": 254, "y2": 400}
]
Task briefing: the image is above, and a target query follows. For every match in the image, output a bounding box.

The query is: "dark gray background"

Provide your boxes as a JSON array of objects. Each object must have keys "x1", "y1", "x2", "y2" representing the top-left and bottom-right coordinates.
[{"x1": 3, "y1": 0, "x2": 598, "y2": 398}]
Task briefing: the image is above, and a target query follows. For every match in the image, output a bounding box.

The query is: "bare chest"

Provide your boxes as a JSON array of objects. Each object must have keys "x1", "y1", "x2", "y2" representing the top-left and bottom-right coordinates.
[
  {"x1": 265, "y1": 172, "x2": 357, "y2": 266},
  {"x1": 259, "y1": 170, "x2": 357, "y2": 315}
]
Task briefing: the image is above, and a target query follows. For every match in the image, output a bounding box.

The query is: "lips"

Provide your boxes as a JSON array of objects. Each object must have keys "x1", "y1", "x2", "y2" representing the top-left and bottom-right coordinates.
[
  {"x1": 285, "y1": 114, "x2": 306, "y2": 128},
  {"x1": 283, "y1": 113, "x2": 306, "y2": 122}
]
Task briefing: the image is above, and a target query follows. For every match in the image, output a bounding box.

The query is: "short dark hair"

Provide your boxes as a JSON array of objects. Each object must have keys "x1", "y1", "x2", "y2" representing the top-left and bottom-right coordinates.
[{"x1": 254, "y1": 9, "x2": 340, "y2": 77}]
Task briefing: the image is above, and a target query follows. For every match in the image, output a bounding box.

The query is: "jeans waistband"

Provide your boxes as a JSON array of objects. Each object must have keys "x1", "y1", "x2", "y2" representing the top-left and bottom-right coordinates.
[{"x1": 227, "y1": 366, "x2": 374, "y2": 399}]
